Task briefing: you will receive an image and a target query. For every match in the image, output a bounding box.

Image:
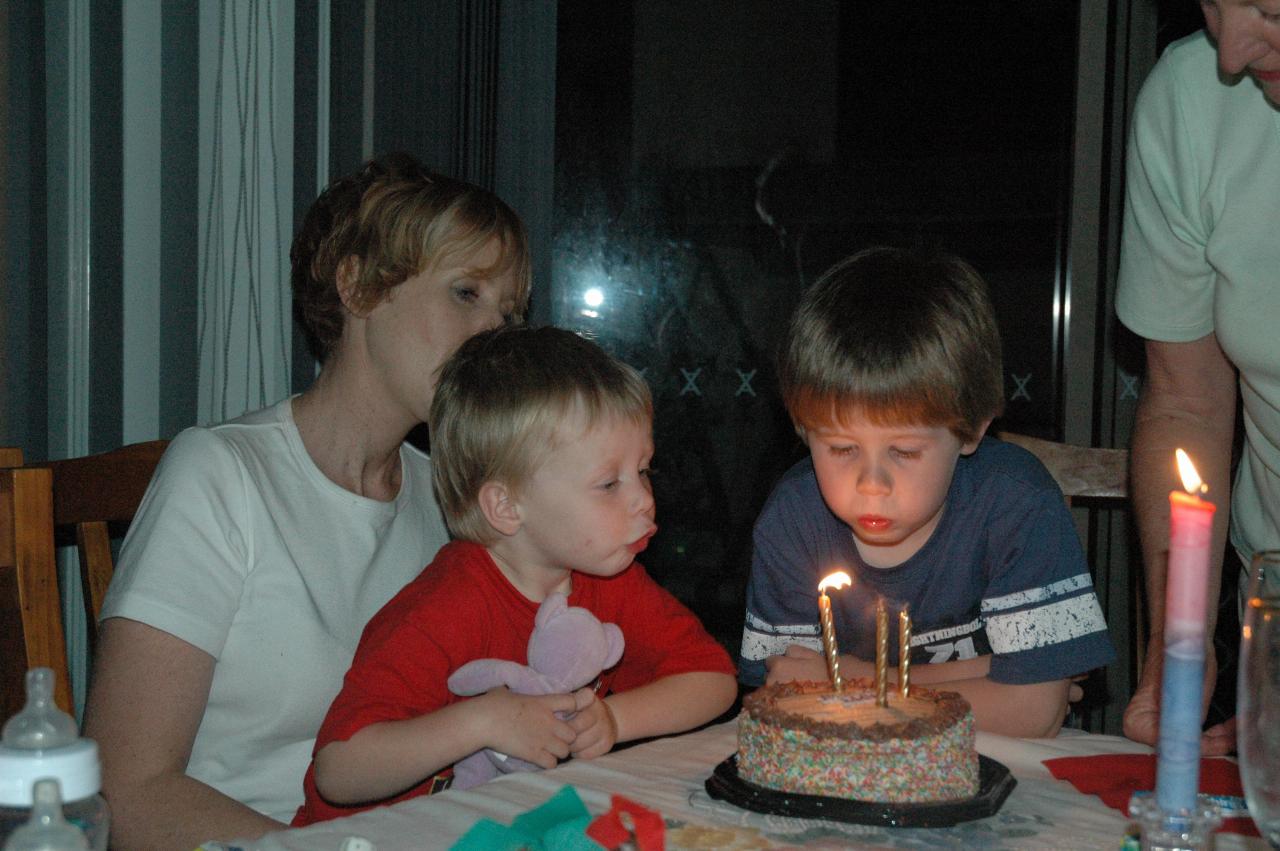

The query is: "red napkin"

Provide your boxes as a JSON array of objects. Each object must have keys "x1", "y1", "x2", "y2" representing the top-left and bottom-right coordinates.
[
  {"x1": 586, "y1": 794, "x2": 665, "y2": 851},
  {"x1": 1043, "y1": 754, "x2": 1258, "y2": 836}
]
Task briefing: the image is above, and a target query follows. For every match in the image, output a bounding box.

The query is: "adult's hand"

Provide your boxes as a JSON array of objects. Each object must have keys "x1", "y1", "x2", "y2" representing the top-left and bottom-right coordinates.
[
  {"x1": 1122, "y1": 677, "x2": 1161, "y2": 746},
  {"x1": 1122, "y1": 644, "x2": 1234, "y2": 755},
  {"x1": 1201, "y1": 716, "x2": 1237, "y2": 756}
]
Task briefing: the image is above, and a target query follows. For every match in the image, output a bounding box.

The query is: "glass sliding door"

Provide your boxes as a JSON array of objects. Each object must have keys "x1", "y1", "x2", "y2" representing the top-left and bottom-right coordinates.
[{"x1": 552, "y1": 1, "x2": 1081, "y2": 650}]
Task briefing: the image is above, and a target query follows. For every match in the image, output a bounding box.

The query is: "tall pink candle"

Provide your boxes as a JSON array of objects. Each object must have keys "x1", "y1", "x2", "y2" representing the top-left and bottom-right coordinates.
[{"x1": 1155, "y1": 449, "x2": 1216, "y2": 814}]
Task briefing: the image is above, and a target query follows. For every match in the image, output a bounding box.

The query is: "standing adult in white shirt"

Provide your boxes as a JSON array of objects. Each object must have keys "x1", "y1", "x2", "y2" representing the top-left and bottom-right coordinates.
[{"x1": 1116, "y1": 1, "x2": 1280, "y2": 755}]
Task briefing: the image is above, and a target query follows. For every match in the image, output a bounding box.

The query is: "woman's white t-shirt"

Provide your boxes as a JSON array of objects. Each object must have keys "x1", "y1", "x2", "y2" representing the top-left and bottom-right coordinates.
[
  {"x1": 100, "y1": 398, "x2": 449, "y2": 821},
  {"x1": 1116, "y1": 30, "x2": 1280, "y2": 567}
]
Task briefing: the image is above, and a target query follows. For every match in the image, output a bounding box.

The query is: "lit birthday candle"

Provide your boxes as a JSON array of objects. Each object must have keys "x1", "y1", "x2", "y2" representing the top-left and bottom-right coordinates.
[
  {"x1": 1155, "y1": 449, "x2": 1216, "y2": 814},
  {"x1": 876, "y1": 597, "x2": 888, "y2": 707},
  {"x1": 818, "y1": 572, "x2": 851, "y2": 691},
  {"x1": 899, "y1": 605, "x2": 911, "y2": 699}
]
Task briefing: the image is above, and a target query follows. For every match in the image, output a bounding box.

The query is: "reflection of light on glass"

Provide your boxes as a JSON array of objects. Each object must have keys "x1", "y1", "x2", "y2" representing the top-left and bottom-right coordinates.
[
  {"x1": 584, "y1": 287, "x2": 605, "y2": 308},
  {"x1": 579, "y1": 309, "x2": 599, "y2": 319}
]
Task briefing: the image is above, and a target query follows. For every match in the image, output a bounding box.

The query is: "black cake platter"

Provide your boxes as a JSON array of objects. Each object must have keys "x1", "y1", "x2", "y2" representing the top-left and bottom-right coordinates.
[{"x1": 704, "y1": 753, "x2": 1016, "y2": 829}]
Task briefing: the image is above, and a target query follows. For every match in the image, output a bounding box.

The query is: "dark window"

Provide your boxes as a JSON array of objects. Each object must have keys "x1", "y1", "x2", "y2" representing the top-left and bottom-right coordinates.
[{"x1": 553, "y1": 2, "x2": 1080, "y2": 648}]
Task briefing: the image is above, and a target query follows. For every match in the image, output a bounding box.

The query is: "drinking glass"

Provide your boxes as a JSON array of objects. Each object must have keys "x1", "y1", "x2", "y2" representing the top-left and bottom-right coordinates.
[{"x1": 1238, "y1": 550, "x2": 1280, "y2": 847}]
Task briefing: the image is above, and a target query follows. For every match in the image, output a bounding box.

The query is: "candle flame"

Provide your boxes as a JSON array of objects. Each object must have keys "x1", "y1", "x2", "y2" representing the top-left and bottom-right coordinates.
[
  {"x1": 818, "y1": 571, "x2": 852, "y2": 593},
  {"x1": 1175, "y1": 449, "x2": 1207, "y2": 494}
]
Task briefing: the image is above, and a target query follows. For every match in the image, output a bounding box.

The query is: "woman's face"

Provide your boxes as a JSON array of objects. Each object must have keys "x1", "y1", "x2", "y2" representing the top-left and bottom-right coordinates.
[
  {"x1": 1201, "y1": 0, "x2": 1280, "y2": 106},
  {"x1": 360, "y1": 238, "x2": 519, "y2": 425}
]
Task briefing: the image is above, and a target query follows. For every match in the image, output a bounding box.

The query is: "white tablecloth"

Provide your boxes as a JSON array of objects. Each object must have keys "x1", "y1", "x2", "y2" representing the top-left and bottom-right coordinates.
[{"x1": 240, "y1": 722, "x2": 1265, "y2": 851}]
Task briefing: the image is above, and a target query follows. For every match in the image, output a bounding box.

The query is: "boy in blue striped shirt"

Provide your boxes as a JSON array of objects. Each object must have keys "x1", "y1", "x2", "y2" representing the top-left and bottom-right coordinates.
[{"x1": 739, "y1": 246, "x2": 1115, "y2": 737}]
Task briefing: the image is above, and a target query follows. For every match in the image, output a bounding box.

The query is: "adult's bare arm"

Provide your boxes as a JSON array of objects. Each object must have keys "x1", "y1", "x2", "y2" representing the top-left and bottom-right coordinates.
[
  {"x1": 1123, "y1": 334, "x2": 1237, "y2": 750},
  {"x1": 83, "y1": 618, "x2": 284, "y2": 850}
]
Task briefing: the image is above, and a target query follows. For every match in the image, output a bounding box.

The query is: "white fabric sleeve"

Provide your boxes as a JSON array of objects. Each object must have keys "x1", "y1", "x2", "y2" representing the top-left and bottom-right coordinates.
[
  {"x1": 1115, "y1": 54, "x2": 1216, "y2": 343},
  {"x1": 101, "y1": 427, "x2": 252, "y2": 659}
]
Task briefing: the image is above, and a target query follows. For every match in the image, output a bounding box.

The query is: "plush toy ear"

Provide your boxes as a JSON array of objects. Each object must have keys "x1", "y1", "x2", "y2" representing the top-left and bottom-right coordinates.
[
  {"x1": 478, "y1": 480, "x2": 521, "y2": 537},
  {"x1": 449, "y1": 658, "x2": 555, "y2": 696},
  {"x1": 602, "y1": 622, "x2": 625, "y2": 670},
  {"x1": 535, "y1": 592, "x2": 569, "y2": 628}
]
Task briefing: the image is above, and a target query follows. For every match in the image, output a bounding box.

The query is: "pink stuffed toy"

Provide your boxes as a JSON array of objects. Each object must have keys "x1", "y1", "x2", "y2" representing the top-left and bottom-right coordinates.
[{"x1": 446, "y1": 592, "x2": 625, "y2": 789}]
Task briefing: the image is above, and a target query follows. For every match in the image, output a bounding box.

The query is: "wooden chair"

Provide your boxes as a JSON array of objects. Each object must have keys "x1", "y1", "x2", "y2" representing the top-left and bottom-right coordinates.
[
  {"x1": 0, "y1": 440, "x2": 168, "y2": 717},
  {"x1": 996, "y1": 432, "x2": 1128, "y2": 503}
]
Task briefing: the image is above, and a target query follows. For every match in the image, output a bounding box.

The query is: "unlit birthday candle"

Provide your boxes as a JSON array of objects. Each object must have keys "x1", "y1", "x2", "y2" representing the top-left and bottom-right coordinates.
[
  {"x1": 1156, "y1": 449, "x2": 1216, "y2": 814},
  {"x1": 876, "y1": 597, "x2": 889, "y2": 707},
  {"x1": 899, "y1": 605, "x2": 911, "y2": 699},
  {"x1": 817, "y1": 572, "x2": 851, "y2": 692}
]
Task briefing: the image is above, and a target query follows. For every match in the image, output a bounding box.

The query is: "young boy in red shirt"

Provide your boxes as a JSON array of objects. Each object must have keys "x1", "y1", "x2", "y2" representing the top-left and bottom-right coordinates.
[{"x1": 293, "y1": 326, "x2": 736, "y2": 824}]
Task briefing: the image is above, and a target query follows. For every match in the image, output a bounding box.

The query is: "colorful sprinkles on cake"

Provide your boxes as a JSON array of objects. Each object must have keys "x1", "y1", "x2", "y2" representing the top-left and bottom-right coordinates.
[{"x1": 738, "y1": 679, "x2": 979, "y2": 803}]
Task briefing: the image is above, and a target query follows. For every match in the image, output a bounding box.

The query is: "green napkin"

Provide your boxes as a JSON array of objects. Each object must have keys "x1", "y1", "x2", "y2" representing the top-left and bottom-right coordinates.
[{"x1": 449, "y1": 785, "x2": 603, "y2": 851}]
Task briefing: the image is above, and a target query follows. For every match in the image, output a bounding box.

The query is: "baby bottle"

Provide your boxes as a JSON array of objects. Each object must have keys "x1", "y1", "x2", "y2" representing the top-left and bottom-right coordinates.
[
  {"x1": 0, "y1": 670, "x2": 108, "y2": 850},
  {"x1": 2, "y1": 780, "x2": 89, "y2": 851}
]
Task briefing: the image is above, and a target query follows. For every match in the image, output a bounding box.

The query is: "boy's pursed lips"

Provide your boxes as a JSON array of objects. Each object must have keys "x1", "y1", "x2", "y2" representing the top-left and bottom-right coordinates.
[
  {"x1": 628, "y1": 526, "x2": 658, "y2": 554},
  {"x1": 857, "y1": 515, "x2": 892, "y2": 532}
]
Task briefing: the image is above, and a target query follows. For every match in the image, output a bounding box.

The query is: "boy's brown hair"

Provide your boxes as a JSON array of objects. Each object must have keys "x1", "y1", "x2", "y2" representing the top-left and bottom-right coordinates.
[
  {"x1": 290, "y1": 151, "x2": 531, "y2": 362},
  {"x1": 779, "y1": 245, "x2": 1004, "y2": 443},
  {"x1": 430, "y1": 325, "x2": 653, "y2": 544}
]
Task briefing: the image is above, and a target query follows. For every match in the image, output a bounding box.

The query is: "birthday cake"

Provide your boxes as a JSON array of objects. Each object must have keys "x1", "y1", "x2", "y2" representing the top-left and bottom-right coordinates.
[{"x1": 737, "y1": 679, "x2": 980, "y2": 803}]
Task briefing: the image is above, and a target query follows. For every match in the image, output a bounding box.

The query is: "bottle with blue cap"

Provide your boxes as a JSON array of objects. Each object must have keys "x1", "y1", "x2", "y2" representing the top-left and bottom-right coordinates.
[{"x1": 0, "y1": 669, "x2": 108, "y2": 850}]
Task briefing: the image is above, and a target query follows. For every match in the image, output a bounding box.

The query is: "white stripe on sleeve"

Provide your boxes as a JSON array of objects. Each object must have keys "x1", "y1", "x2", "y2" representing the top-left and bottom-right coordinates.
[
  {"x1": 740, "y1": 624, "x2": 822, "y2": 661},
  {"x1": 981, "y1": 574, "x2": 1093, "y2": 613},
  {"x1": 985, "y1": 594, "x2": 1108, "y2": 654}
]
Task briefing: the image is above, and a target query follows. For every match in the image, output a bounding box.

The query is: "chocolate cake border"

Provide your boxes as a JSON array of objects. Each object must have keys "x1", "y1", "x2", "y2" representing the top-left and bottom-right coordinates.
[{"x1": 742, "y1": 679, "x2": 971, "y2": 743}]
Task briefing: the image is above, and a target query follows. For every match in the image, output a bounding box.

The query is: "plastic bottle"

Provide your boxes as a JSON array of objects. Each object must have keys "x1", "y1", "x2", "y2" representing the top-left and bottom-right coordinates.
[
  {"x1": 0, "y1": 670, "x2": 108, "y2": 850},
  {"x1": 2, "y1": 779, "x2": 89, "y2": 851}
]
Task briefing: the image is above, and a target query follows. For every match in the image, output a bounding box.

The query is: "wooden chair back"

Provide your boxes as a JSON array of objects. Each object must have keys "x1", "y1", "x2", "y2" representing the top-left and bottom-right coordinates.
[
  {"x1": 997, "y1": 432, "x2": 1128, "y2": 504},
  {"x1": 0, "y1": 440, "x2": 167, "y2": 717}
]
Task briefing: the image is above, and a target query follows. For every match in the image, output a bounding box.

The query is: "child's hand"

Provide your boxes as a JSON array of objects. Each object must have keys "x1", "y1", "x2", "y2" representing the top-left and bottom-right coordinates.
[
  {"x1": 764, "y1": 645, "x2": 829, "y2": 685},
  {"x1": 766, "y1": 645, "x2": 877, "y2": 685},
  {"x1": 481, "y1": 687, "x2": 579, "y2": 769},
  {"x1": 567, "y1": 688, "x2": 618, "y2": 759}
]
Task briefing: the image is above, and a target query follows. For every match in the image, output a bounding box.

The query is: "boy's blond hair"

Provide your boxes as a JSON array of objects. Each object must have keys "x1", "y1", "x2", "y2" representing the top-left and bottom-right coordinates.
[
  {"x1": 290, "y1": 151, "x2": 531, "y2": 362},
  {"x1": 780, "y1": 245, "x2": 1004, "y2": 443},
  {"x1": 430, "y1": 325, "x2": 653, "y2": 544}
]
